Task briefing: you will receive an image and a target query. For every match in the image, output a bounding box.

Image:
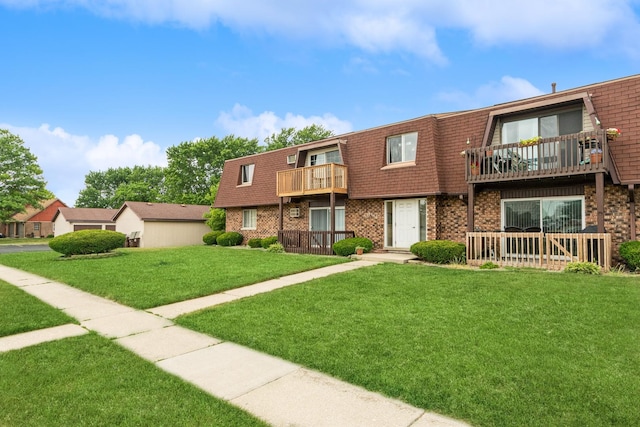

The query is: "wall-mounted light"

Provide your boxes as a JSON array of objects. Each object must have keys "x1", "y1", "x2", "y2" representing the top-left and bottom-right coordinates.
[{"x1": 466, "y1": 137, "x2": 470, "y2": 145}]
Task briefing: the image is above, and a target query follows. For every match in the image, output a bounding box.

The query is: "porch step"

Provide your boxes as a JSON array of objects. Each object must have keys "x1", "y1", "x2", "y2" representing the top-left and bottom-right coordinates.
[{"x1": 354, "y1": 252, "x2": 418, "y2": 264}]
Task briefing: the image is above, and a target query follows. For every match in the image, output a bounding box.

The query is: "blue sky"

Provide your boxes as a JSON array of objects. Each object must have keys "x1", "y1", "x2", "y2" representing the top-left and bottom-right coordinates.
[{"x1": 1, "y1": 0, "x2": 640, "y2": 205}]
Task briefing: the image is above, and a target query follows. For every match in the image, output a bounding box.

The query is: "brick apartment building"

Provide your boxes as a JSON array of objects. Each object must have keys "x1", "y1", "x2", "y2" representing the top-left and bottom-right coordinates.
[{"x1": 214, "y1": 74, "x2": 640, "y2": 268}]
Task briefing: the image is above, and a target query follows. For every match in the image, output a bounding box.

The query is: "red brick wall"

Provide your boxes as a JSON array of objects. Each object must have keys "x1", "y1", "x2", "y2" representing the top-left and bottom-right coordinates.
[
  {"x1": 435, "y1": 196, "x2": 468, "y2": 242},
  {"x1": 345, "y1": 199, "x2": 385, "y2": 249}
]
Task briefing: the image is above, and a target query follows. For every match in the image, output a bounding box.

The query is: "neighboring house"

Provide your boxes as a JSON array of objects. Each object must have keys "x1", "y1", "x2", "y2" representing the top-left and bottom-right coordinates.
[
  {"x1": 112, "y1": 201, "x2": 211, "y2": 248},
  {"x1": 52, "y1": 207, "x2": 118, "y2": 236},
  {"x1": 1, "y1": 199, "x2": 67, "y2": 238},
  {"x1": 214, "y1": 74, "x2": 640, "y2": 269}
]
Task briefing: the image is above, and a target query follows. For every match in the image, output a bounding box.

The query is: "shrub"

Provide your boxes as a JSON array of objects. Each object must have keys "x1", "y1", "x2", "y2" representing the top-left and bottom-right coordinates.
[
  {"x1": 410, "y1": 240, "x2": 466, "y2": 264},
  {"x1": 619, "y1": 240, "x2": 640, "y2": 271},
  {"x1": 248, "y1": 238, "x2": 263, "y2": 248},
  {"x1": 479, "y1": 261, "x2": 499, "y2": 269},
  {"x1": 564, "y1": 262, "x2": 601, "y2": 275},
  {"x1": 332, "y1": 237, "x2": 374, "y2": 257},
  {"x1": 202, "y1": 230, "x2": 224, "y2": 245},
  {"x1": 216, "y1": 231, "x2": 243, "y2": 247},
  {"x1": 261, "y1": 236, "x2": 278, "y2": 249},
  {"x1": 266, "y1": 243, "x2": 285, "y2": 253},
  {"x1": 49, "y1": 230, "x2": 126, "y2": 256},
  {"x1": 203, "y1": 208, "x2": 226, "y2": 231}
]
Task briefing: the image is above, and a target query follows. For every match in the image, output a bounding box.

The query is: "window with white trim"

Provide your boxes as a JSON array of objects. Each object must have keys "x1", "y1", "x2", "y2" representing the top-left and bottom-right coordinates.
[
  {"x1": 501, "y1": 109, "x2": 582, "y2": 144},
  {"x1": 502, "y1": 196, "x2": 584, "y2": 233},
  {"x1": 241, "y1": 164, "x2": 255, "y2": 185},
  {"x1": 387, "y1": 132, "x2": 417, "y2": 164},
  {"x1": 242, "y1": 208, "x2": 257, "y2": 229},
  {"x1": 306, "y1": 149, "x2": 341, "y2": 166}
]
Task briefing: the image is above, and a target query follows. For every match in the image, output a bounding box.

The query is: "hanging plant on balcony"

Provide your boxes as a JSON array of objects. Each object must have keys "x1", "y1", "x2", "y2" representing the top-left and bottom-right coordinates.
[
  {"x1": 519, "y1": 136, "x2": 541, "y2": 146},
  {"x1": 606, "y1": 128, "x2": 621, "y2": 140}
]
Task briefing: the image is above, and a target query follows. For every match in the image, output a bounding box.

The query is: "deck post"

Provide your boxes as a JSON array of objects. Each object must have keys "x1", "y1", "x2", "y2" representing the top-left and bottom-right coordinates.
[
  {"x1": 278, "y1": 197, "x2": 283, "y2": 232},
  {"x1": 630, "y1": 184, "x2": 636, "y2": 241},
  {"x1": 330, "y1": 191, "x2": 336, "y2": 249},
  {"x1": 467, "y1": 183, "x2": 475, "y2": 232},
  {"x1": 596, "y1": 173, "x2": 605, "y2": 233}
]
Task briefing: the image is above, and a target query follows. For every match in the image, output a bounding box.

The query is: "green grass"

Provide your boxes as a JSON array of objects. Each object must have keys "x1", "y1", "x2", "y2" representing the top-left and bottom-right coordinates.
[
  {"x1": 0, "y1": 280, "x2": 75, "y2": 337},
  {"x1": 0, "y1": 237, "x2": 51, "y2": 245},
  {"x1": 177, "y1": 264, "x2": 640, "y2": 427},
  {"x1": 0, "y1": 333, "x2": 267, "y2": 426},
  {"x1": 0, "y1": 245, "x2": 348, "y2": 309}
]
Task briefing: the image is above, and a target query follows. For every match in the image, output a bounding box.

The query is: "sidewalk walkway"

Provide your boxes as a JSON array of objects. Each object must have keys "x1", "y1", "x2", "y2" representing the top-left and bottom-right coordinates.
[{"x1": 0, "y1": 262, "x2": 470, "y2": 427}]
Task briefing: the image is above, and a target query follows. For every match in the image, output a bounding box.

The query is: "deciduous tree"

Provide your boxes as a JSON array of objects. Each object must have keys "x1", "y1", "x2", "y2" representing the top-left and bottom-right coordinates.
[
  {"x1": 164, "y1": 135, "x2": 259, "y2": 205},
  {"x1": 75, "y1": 166, "x2": 165, "y2": 208},
  {"x1": 0, "y1": 129, "x2": 52, "y2": 222},
  {"x1": 263, "y1": 124, "x2": 334, "y2": 151}
]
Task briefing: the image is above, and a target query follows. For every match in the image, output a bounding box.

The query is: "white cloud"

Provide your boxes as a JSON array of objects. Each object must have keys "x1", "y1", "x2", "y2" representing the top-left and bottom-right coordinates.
[
  {"x1": 215, "y1": 104, "x2": 353, "y2": 142},
  {"x1": 438, "y1": 76, "x2": 545, "y2": 109},
  {"x1": 0, "y1": 123, "x2": 166, "y2": 206},
  {"x1": 86, "y1": 134, "x2": 167, "y2": 170},
  {"x1": 2, "y1": 0, "x2": 638, "y2": 60}
]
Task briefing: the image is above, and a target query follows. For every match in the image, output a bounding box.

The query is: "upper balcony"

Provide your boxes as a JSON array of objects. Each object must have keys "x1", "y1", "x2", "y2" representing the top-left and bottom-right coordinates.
[
  {"x1": 277, "y1": 163, "x2": 348, "y2": 197},
  {"x1": 466, "y1": 130, "x2": 611, "y2": 184}
]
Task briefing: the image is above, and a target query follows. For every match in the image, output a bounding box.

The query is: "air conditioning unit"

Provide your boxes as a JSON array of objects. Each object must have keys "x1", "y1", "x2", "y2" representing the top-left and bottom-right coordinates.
[{"x1": 289, "y1": 207, "x2": 300, "y2": 218}]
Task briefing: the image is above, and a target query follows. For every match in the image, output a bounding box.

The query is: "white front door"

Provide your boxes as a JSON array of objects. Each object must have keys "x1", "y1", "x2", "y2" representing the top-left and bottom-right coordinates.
[
  {"x1": 385, "y1": 199, "x2": 426, "y2": 249},
  {"x1": 394, "y1": 199, "x2": 419, "y2": 248}
]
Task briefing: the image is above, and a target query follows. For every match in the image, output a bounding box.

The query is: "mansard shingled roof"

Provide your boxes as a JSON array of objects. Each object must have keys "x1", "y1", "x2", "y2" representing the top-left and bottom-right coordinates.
[{"x1": 213, "y1": 74, "x2": 640, "y2": 208}]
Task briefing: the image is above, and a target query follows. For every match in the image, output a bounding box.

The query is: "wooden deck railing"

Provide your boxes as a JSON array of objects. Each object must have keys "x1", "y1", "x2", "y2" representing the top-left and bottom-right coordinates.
[
  {"x1": 277, "y1": 163, "x2": 348, "y2": 197},
  {"x1": 466, "y1": 232, "x2": 611, "y2": 270},
  {"x1": 278, "y1": 230, "x2": 355, "y2": 255},
  {"x1": 466, "y1": 130, "x2": 610, "y2": 183}
]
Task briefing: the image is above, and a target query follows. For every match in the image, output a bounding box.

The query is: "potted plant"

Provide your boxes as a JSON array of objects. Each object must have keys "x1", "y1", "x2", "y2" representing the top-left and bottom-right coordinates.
[
  {"x1": 355, "y1": 246, "x2": 365, "y2": 255},
  {"x1": 606, "y1": 128, "x2": 621, "y2": 141},
  {"x1": 590, "y1": 148, "x2": 603, "y2": 164},
  {"x1": 470, "y1": 160, "x2": 480, "y2": 175}
]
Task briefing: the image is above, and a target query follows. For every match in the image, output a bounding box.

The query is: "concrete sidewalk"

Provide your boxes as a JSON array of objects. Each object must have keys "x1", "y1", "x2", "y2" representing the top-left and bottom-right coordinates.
[{"x1": 0, "y1": 263, "x2": 471, "y2": 427}]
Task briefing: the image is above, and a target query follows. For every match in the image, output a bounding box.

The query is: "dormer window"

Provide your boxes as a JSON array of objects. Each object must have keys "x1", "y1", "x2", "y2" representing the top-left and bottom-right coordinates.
[
  {"x1": 387, "y1": 132, "x2": 417, "y2": 164},
  {"x1": 306, "y1": 149, "x2": 341, "y2": 166},
  {"x1": 241, "y1": 164, "x2": 254, "y2": 185},
  {"x1": 501, "y1": 109, "x2": 582, "y2": 144}
]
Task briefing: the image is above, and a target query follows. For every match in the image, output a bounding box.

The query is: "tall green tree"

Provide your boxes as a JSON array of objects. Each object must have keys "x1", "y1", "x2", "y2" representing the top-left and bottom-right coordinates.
[
  {"x1": 75, "y1": 165, "x2": 165, "y2": 208},
  {"x1": 0, "y1": 129, "x2": 52, "y2": 222},
  {"x1": 263, "y1": 124, "x2": 334, "y2": 151},
  {"x1": 164, "y1": 135, "x2": 260, "y2": 205}
]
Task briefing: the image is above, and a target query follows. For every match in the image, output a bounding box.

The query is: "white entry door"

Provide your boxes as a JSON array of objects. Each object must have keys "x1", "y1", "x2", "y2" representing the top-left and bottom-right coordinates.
[
  {"x1": 391, "y1": 199, "x2": 419, "y2": 248},
  {"x1": 395, "y1": 199, "x2": 419, "y2": 248}
]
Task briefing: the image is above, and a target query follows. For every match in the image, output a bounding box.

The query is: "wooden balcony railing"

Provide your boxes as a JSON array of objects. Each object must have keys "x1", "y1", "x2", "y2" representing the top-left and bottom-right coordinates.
[
  {"x1": 277, "y1": 163, "x2": 348, "y2": 197},
  {"x1": 279, "y1": 230, "x2": 355, "y2": 255},
  {"x1": 466, "y1": 130, "x2": 610, "y2": 183},
  {"x1": 466, "y1": 231, "x2": 611, "y2": 270}
]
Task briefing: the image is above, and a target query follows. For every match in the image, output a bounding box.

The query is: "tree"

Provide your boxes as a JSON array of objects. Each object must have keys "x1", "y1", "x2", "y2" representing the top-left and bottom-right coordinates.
[
  {"x1": 203, "y1": 182, "x2": 225, "y2": 231},
  {"x1": 263, "y1": 124, "x2": 334, "y2": 151},
  {"x1": 164, "y1": 135, "x2": 260, "y2": 205},
  {"x1": 75, "y1": 166, "x2": 165, "y2": 208},
  {"x1": 0, "y1": 129, "x2": 52, "y2": 222}
]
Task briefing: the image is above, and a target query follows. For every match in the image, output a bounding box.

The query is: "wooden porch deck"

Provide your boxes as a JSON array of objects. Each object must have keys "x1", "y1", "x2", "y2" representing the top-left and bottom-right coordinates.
[{"x1": 466, "y1": 232, "x2": 611, "y2": 271}]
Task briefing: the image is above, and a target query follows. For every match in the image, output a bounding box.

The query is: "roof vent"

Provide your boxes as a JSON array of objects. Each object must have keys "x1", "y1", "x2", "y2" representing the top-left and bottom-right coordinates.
[{"x1": 551, "y1": 82, "x2": 557, "y2": 93}]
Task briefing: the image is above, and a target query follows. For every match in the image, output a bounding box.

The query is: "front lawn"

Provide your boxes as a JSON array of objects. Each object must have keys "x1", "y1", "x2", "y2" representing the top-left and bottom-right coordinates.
[
  {"x1": 0, "y1": 334, "x2": 267, "y2": 426},
  {"x1": 0, "y1": 280, "x2": 75, "y2": 337},
  {"x1": 0, "y1": 246, "x2": 348, "y2": 309},
  {"x1": 177, "y1": 264, "x2": 640, "y2": 427}
]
